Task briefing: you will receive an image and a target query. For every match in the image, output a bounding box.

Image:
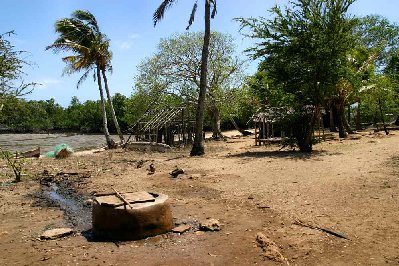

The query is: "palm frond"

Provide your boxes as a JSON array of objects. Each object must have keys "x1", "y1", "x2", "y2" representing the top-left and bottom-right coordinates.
[
  {"x1": 211, "y1": 0, "x2": 217, "y2": 19},
  {"x1": 153, "y1": 0, "x2": 177, "y2": 27},
  {"x1": 76, "y1": 67, "x2": 94, "y2": 89},
  {"x1": 186, "y1": 1, "x2": 198, "y2": 30},
  {"x1": 72, "y1": 10, "x2": 100, "y2": 32},
  {"x1": 46, "y1": 41, "x2": 91, "y2": 55}
]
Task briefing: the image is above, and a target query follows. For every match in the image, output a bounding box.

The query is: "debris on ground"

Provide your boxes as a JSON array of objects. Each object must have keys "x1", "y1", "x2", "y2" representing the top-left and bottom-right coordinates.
[
  {"x1": 136, "y1": 159, "x2": 145, "y2": 168},
  {"x1": 39, "y1": 170, "x2": 55, "y2": 186},
  {"x1": 172, "y1": 224, "x2": 191, "y2": 234},
  {"x1": 40, "y1": 228, "x2": 74, "y2": 240},
  {"x1": 148, "y1": 163, "x2": 156, "y2": 175},
  {"x1": 256, "y1": 232, "x2": 289, "y2": 264},
  {"x1": 199, "y1": 218, "x2": 222, "y2": 231},
  {"x1": 170, "y1": 167, "x2": 184, "y2": 178},
  {"x1": 293, "y1": 219, "x2": 349, "y2": 240},
  {"x1": 45, "y1": 144, "x2": 74, "y2": 159}
]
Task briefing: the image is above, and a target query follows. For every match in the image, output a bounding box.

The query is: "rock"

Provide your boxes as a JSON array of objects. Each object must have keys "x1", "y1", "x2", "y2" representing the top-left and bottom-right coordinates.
[
  {"x1": 172, "y1": 224, "x2": 191, "y2": 234},
  {"x1": 148, "y1": 164, "x2": 156, "y2": 175},
  {"x1": 256, "y1": 232, "x2": 288, "y2": 263},
  {"x1": 200, "y1": 218, "x2": 222, "y2": 231},
  {"x1": 170, "y1": 168, "x2": 184, "y2": 178},
  {"x1": 40, "y1": 228, "x2": 74, "y2": 240},
  {"x1": 84, "y1": 199, "x2": 93, "y2": 206}
]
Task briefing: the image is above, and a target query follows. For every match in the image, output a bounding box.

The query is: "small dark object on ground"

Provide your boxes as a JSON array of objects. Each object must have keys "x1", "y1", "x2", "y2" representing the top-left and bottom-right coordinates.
[
  {"x1": 136, "y1": 160, "x2": 145, "y2": 169},
  {"x1": 148, "y1": 164, "x2": 156, "y2": 174},
  {"x1": 170, "y1": 168, "x2": 184, "y2": 178}
]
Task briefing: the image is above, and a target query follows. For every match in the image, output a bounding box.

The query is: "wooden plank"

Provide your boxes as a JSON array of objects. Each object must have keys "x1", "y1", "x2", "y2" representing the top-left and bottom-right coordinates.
[{"x1": 95, "y1": 191, "x2": 156, "y2": 207}]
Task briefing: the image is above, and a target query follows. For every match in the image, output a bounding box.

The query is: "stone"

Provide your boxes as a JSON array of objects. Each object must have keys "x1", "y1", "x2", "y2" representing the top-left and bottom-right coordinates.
[
  {"x1": 199, "y1": 218, "x2": 222, "y2": 231},
  {"x1": 170, "y1": 168, "x2": 184, "y2": 178},
  {"x1": 172, "y1": 224, "x2": 191, "y2": 234},
  {"x1": 40, "y1": 228, "x2": 74, "y2": 240},
  {"x1": 148, "y1": 164, "x2": 156, "y2": 174},
  {"x1": 84, "y1": 199, "x2": 93, "y2": 206},
  {"x1": 256, "y1": 232, "x2": 287, "y2": 263}
]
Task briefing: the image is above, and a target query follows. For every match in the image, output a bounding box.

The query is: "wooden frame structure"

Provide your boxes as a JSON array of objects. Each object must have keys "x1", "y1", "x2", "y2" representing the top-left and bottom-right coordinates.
[
  {"x1": 126, "y1": 107, "x2": 195, "y2": 146},
  {"x1": 253, "y1": 107, "x2": 291, "y2": 146}
]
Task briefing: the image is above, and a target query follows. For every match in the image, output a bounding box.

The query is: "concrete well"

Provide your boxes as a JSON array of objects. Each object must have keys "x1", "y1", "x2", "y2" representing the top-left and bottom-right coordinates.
[{"x1": 92, "y1": 191, "x2": 173, "y2": 240}]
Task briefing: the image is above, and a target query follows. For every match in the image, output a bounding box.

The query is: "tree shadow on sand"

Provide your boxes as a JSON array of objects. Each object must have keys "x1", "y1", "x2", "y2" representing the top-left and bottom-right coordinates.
[{"x1": 226, "y1": 150, "x2": 343, "y2": 161}]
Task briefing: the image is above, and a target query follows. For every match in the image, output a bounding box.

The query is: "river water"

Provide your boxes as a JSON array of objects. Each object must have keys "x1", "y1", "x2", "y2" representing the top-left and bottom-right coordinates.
[{"x1": 0, "y1": 133, "x2": 121, "y2": 154}]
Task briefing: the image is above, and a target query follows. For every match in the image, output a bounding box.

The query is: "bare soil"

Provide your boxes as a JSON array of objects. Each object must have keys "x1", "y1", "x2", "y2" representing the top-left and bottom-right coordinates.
[{"x1": 1, "y1": 130, "x2": 399, "y2": 265}]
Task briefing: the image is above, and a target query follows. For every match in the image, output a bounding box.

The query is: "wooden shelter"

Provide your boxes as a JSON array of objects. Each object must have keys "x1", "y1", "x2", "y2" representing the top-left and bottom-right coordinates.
[
  {"x1": 252, "y1": 107, "x2": 292, "y2": 146},
  {"x1": 126, "y1": 107, "x2": 195, "y2": 146}
]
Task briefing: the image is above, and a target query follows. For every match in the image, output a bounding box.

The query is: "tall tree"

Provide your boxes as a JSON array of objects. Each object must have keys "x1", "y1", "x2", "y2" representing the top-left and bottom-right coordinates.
[
  {"x1": 238, "y1": 0, "x2": 357, "y2": 151},
  {"x1": 47, "y1": 10, "x2": 123, "y2": 147},
  {"x1": 153, "y1": 0, "x2": 217, "y2": 156},
  {"x1": 135, "y1": 32, "x2": 244, "y2": 140},
  {"x1": 0, "y1": 31, "x2": 36, "y2": 107}
]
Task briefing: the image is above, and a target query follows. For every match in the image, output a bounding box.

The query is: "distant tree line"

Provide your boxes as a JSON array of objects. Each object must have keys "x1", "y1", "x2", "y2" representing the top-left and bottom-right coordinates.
[{"x1": 0, "y1": 91, "x2": 255, "y2": 134}]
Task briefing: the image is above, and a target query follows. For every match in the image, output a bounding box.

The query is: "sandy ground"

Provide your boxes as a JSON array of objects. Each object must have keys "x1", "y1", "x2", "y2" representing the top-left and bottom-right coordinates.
[{"x1": 1, "y1": 130, "x2": 399, "y2": 265}]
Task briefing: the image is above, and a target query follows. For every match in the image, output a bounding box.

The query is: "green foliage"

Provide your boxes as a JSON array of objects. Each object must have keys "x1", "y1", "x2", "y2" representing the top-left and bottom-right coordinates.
[
  {"x1": 0, "y1": 31, "x2": 36, "y2": 100},
  {"x1": 360, "y1": 75, "x2": 398, "y2": 125},
  {"x1": 238, "y1": 0, "x2": 357, "y2": 151}
]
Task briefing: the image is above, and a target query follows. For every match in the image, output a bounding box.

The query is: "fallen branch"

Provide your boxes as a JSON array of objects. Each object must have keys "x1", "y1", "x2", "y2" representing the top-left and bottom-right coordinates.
[
  {"x1": 294, "y1": 220, "x2": 349, "y2": 240},
  {"x1": 112, "y1": 188, "x2": 133, "y2": 209}
]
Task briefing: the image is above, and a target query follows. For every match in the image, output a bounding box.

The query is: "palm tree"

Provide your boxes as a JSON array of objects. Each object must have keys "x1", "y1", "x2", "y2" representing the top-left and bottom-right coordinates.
[
  {"x1": 46, "y1": 10, "x2": 124, "y2": 147},
  {"x1": 153, "y1": 0, "x2": 217, "y2": 156}
]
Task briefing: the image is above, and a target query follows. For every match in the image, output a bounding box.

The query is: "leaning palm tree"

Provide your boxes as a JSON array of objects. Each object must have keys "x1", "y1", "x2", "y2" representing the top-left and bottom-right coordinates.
[
  {"x1": 46, "y1": 10, "x2": 124, "y2": 147},
  {"x1": 153, "y1": 0, "x2": 218, "y2": 156},
  {"x1": 72, "y1": 10, "x2": 125, "y2": 144}
]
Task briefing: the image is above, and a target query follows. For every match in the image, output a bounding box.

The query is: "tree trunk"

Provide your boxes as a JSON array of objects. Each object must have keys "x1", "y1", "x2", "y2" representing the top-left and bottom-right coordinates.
[
  {"x1": 294, "y1": 108, "x2": 318, "y2": 152},
  {"x1": 209, "y1": 102, "x2": 222, "y2": 140},
  {"x1": 355, "y1": 99, "x2": 362, "y2": 130},
  {"x1": 190, "y1": 0, "x2": 211, "y2": 156},
  {"x1": 336, "y1": 102, "x2": 347, "y2": 138},
  {"x1": 378, "y1": 97, "x2": 389, "y2": 135},
  {"x1": 101, "y1": 69, "x2": 124, "y2": 144},
  {"x1": 96, "y1": 67, "x2": 114, "y2": 149}
]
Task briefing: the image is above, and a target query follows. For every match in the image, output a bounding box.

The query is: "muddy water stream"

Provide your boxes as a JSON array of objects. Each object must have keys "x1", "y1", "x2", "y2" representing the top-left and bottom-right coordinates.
[
  {"x1": 35, "y1": 179, "x2": 93, "y2": 231},
  {"x1": 0, "y1": 133, "x2": 124, "y2": 154}
]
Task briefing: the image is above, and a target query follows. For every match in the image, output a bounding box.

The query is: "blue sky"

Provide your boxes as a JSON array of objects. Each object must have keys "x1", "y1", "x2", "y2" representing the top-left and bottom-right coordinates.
[{"x1": 1, "y1": 0, "x2": 398, "y2": 107}]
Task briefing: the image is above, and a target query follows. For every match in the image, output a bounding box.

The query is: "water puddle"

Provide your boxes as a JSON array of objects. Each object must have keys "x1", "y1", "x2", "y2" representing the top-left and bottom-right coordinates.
[
  {"x1": 34, "y1": 178, "x2": 92, "y2": 231},
  {"x1": 45, "y1": 183, "x2": 80, "y2": 211}
]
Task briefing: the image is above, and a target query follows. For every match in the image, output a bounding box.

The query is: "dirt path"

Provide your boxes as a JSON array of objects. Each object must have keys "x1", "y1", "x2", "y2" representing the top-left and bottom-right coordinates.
[{"x1": 1, "y1": 131, "x2": 399, "y2": 265}]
